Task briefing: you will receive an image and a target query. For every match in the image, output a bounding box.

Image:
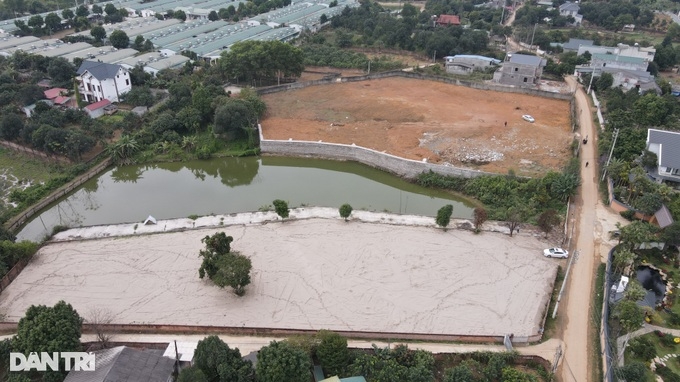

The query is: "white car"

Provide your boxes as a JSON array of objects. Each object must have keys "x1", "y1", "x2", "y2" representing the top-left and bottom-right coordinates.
[
  {"x1": 544, "y1": 247, "x2": 568, "y2": 258},
  {"x1": 522, "y1": 115, "x2": 535, "y2": 123}
]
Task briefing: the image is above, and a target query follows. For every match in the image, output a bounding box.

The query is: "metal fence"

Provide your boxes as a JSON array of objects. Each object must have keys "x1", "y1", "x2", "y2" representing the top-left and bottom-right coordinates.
[{"x1": 602, "y1": 247, "x2": 615, "y2": 382}]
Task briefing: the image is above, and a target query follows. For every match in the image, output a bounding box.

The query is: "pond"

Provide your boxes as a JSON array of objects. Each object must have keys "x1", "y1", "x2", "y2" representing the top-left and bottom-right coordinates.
[
  {"x1": 637, "y1": 265, "x2": 668, "y2": 308},
  {"x1": 17, "y1": 156, "x2": 475, "y2": 242}
]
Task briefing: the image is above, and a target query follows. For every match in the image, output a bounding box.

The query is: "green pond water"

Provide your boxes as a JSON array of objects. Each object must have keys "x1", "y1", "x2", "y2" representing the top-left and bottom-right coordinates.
[{"x1": 17, "y1": 156, "x2": 474, "y2": 242}]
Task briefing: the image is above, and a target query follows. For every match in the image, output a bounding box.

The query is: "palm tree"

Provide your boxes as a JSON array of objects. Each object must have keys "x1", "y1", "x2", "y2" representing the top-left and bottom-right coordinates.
[{"x1": 107, "y1": 135, "x2": 140, "y2": 165}]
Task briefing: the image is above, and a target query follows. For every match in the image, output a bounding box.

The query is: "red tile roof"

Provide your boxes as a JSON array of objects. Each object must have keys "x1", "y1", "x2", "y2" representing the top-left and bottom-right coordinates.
[
  {"x1": 53, "y1": 96, "x2": 70, "y2": 105},
  {"x1": 436, "y1": 14, "x2": 460, "y2": 25},
  {"x1": 84, "y1": 99, "x2": 111, "y2": 111},
  {"x1": 44, "y1": 88, "x2": 67, "y2": 99}
]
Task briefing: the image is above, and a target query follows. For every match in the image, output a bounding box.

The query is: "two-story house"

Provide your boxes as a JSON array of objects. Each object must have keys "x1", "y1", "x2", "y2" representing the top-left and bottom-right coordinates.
[
  {"x1": 646, "y1": 129, "x2": 680, "y2": 185},
  {"x1": 76, "y1": 60, "x2": 131, "y2": 103},
  {"x1": 493, "y1": 53, "x2": 546, "y2": 88},
  {"x1": 558, "y1": 1, "x2": 583, "y2": 25}
]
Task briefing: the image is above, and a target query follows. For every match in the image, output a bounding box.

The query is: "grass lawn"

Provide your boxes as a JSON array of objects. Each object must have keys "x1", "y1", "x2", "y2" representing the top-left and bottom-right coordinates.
[
  {"x1": 0, "y1": 148, "x2": 63, "y2": 182},
  {"x1": 625, "y1": 332, "x2": 680, "y2": 379},
  {"x1": 0, "y1": 147, "x2": 66, "y2": 212}
]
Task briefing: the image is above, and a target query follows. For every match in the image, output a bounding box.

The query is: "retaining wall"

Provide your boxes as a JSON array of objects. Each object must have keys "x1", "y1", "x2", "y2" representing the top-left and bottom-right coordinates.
[
  {"x1": 4, "y1": 158, "x2": 112, "y2": 233},
  {"x1": 257, "y1": 70, "x2": 574, "y2": 101},
  {"x1": 260, "y1": 138, "x2": 495, "y2": 180}
]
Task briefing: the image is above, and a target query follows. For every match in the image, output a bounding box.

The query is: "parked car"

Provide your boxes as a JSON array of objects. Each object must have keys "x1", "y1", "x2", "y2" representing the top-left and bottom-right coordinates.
[
  {"x1": 543, "y1": 247, "x2": 568, "y2": 258},
  {"x1": 522, "y1": 115, "x2": 535, "y2": 123}
]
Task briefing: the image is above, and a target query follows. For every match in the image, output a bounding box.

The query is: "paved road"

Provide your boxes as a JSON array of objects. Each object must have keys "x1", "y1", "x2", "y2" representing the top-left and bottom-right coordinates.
[{"x1": 557, "y1": 76, "x2": 600, "y2": 382}]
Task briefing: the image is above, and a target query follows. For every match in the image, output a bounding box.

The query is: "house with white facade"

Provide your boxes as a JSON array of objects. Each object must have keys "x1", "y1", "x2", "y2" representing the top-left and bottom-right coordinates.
[
  {"x1": 76, "y1": 60, "x2": 131, "y2": 103},
  {"x1": 559, "y1": 2, "x2": 583, "y2": 25},
  {"x1": 646, "y1": 129, "x2": 680, "y2": 185}
]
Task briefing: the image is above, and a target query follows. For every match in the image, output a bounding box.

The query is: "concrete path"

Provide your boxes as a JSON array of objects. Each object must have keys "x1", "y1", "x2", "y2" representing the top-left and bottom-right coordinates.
[{"x1": 0, "y1": 333, "x2": 563, "y2": 366}]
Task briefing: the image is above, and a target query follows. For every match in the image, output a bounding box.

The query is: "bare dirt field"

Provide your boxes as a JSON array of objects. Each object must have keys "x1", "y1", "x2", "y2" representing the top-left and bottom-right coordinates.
[
  {"x1": 261, "y1": 77, "x2": 573, "y2": 176},
  {"x1": 0, "y1": 218, "x2": 558, "y2": 337}
]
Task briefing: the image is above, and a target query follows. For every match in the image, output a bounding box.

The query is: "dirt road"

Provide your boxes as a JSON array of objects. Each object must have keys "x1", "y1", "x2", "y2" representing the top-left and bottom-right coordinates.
[{"x1": 557, "y1": 77, "x2": 598, "y2": 381}]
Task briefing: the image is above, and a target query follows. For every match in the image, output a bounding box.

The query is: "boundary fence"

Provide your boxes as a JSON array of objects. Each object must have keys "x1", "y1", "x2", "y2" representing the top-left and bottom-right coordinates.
[
  {"x1": 0, "y1": 140, "x2": 70, "y2": 164},
  {"x1": 257, "y1": 70, "x2": 574, "y2": 101},
  {"x1": 0, "y1": 321, "x2": 543, "y2": 343},
  {"x1": 602, "y1": 247, "x2": 615, "y2": 382}
]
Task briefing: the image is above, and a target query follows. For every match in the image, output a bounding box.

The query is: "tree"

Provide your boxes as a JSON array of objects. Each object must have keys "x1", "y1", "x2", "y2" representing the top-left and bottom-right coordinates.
[
  {"x1": 212, "y1": 253, "x2": 252, "y2": 296},
  {"x1": 273, "y1": 199, "x2": 289, "y2": 220},
  {"x1": 62, "y1": 9, "x2": 75, "y2": 21},
  {"x1": 208, "y1": 10, "x2": 219, "y2": 21},
  {"x1": 612, "y1": 247, "x2": 636, "y2": 275},
  {"x1": 86, "y1": 307, "x2": 114, "y2": 349},
  {"x1": 198, "y1": 233, "x2": 251, "y2": 296},
  {"x1": 107, "y1": 135, "x2": 140, "y2": 165},
  {"x1": 615, "y1": 361, "x2": 649, "y2": 381},
  {"x1": 339, "y1": 204, "x2": 353, "y2": 221},
  {"x1": 27, "y1": 15, "x2": 44, "y2": 34},
  {"x1": 13, "y1": 301, "x2": 82, "y2": 378},
  {"x1": 91, "y1": 25, "x2": 106, "y2": 42},
  {"x1": 473, "y1": 207, "x2": 487, "y2": 231},
  {"x1": 104, "y1": 3, "x2": 117, "y2": 15},
  {"x1": 47, "y1": 57, "x2": 75, "y2": 83},
  {"x1": 44, "y1": 13, "x2": 61, "y2": 34},
  {"x1": 213, "y1": 100, "x2": 257, "y2": 139},
  {"x1": 193, "y1": 335, "x2": 254, "y2": 382},
  {"x1": 537, "y1": 209, "x2": 560, "y2": 237},
  {"x1": 596, "y1": 72, "x2": 613, "y2": 91},
  {"x1": 134, "y1": 34, "x2": 145, "y2": 50},
  {"x1": 316, "y1": 331, "x2": 350, "y2": 377},
  {"x1": 436, "y1": 204, "x2": 453, "y2": 230},
  {"x1": 109, "y1": 30, "x2": 130, "y2": 49},
  {"x1": 613, "y1": 300, "x2": 645, "y2": 333},
  {"x1": 444, "y1": 365, "x2": 474, "y2": 382},
  {"x1": 76, "y1": 5, "x2": 89, "y2": 17},
  {"x1": 91, "y1": 4, "x2": 103, "y2": 15},
  {"x1": 256, "y1": 341, "x2": 312, "y2": 382},
  {"x1": 627, "y1": 336, "x2": 656, "y2": 362},
  {"x1": 175, "y1": 10, "x2": 187, "y2": 21},
  {"x1": 0, "y1": 113, "x2": 24, "y2": 141},
  {"x1": 624, "y1": 280, "x2": 647, "y2": 302},
  {"x1": 178, "y1": 366, "x2": 209, "y2": 382},
  {"x1": 501, "y1": 367, "x2": 537, "y2": 382},
  {"x1": 617, "y1": 221, "x2": 656, "y2": 251},
  {"x1": 504, "y1": 206, "x2": 525, "y2": 237}
]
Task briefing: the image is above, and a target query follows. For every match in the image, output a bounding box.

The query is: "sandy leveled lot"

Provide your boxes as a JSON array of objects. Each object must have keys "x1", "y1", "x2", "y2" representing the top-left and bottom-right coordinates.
[{"x1": 0, "y1": 219, "x2": 558, "y2": 337}]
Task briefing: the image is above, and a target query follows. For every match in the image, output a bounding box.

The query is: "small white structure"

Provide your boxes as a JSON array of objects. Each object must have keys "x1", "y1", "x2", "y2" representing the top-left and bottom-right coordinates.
[
  {"x1": 143, "y1": 215, "x2": 157, "y2": 225},
  {"x1": 163, "y1": 341, "x2": 197, "y2": 367},
  {"x1": 615, "y1": 276, "x2": 629, "y2": 294}
]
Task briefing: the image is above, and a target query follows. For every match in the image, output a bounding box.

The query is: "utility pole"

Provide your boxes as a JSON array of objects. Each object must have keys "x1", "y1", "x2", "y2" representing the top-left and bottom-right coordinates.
[
  {"x1": 432, "y1": 50, "x2": 436, "y2": 63},
  {"x1": 587, "y1": 66, "x2": 600, "y2": 94},
  {"x1": 530, "y1": 22, "x2": 537, "y2": 49},
  {"x1": 602, "y1": 128, "x2": 619, "y2": 181}
]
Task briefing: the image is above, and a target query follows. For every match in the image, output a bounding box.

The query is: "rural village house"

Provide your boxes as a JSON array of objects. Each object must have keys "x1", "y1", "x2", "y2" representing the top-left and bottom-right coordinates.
[
  {"x1": 76, "y1": 60, "x2": 131, "y2": 103},
  {"x1": 493, "y1": 53, "x2": 546, "y2": 88},
  {"x1": 558, "y1": 1, "x2": 583, "y2": 25},
  {"x1": 435, "y1": 14, "x2": 460, "y2": 26},
  {"x1": 63, "y1": 346, "x2": 175, "y2": 382},
  {"x1": 646, "y1": 129, "x2": 680, "y2": 185}
]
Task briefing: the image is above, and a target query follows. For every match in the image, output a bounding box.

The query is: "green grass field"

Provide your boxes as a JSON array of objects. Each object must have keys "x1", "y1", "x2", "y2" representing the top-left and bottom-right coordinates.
[{"x1": 0, "y1": 148, "x2": 64, "y2": 210}]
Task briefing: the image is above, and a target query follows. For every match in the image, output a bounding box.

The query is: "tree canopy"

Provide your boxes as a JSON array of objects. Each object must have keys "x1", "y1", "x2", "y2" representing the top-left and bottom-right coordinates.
[
  {"x1": 219, "y1": 40, "x2": 304, "y2": 84},
  {"x1": 191, "y1": 335, "x2": 254, "y2": 382},
  {"x1": 256, "y1": 341, "x2": 312, "y2": 382}
]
